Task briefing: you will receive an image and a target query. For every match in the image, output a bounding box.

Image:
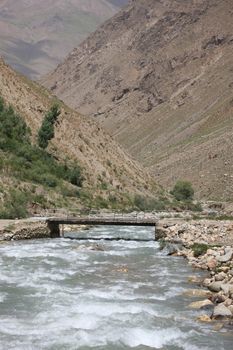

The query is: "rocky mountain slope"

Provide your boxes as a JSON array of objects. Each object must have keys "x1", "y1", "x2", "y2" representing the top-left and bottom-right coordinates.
[
  {"x1": 43, "y1": 0, "x2": 233, "y2": 201},
  {"x1": 0, "y1": 58, "x2": 160, "y2": 213},
  {"x1": 0, "y1": 0, "x2": 127, "y2": 79}
]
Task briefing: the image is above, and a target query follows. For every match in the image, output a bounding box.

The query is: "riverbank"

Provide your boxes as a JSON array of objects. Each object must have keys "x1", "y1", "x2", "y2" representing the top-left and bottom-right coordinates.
[
  {"x1": 0, "y1": 219, "x2": 89, "y2": 241},
  {"x1": 0, "y1": 220, "x2": 50, "y2": 241},
  {"x1": 158, "y1": 219, "x2": 233, "y2": 325}
]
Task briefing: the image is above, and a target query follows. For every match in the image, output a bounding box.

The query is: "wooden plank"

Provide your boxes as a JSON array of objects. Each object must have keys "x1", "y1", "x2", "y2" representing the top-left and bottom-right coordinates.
[{"x1": 46, "y1": 217, "x2": 156, "y2": 227}]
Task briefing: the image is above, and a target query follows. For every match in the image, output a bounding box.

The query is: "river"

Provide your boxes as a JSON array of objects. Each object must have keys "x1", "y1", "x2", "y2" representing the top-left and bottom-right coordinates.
[{"x1": 0, "y1": 226, "x2": 232, "y2": 349}]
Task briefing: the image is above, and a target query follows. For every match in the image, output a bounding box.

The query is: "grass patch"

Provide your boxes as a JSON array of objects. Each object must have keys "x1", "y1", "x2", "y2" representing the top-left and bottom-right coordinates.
[{"x1": 191, "y1": 243, "x2": 209, "y2": 257}]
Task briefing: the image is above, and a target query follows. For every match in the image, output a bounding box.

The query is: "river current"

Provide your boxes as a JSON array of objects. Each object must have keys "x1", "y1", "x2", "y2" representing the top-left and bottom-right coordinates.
[{"x1": 0, "y1": 226, "x2": 232, "y2": 350}]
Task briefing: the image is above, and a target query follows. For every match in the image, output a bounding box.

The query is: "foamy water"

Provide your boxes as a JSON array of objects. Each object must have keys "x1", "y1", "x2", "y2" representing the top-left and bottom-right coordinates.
[{"x1": 0, "y1": 226, "x2": 232, "y2": 349}]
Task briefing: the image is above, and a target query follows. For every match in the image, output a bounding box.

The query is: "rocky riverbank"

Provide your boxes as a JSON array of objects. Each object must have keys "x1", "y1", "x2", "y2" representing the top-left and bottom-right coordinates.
[
  {"x1": 0, "y1": 220, "x2": 90, "y2": 242},
  {"x1": 0, "y1": 220, "x2": 50, "y2": 241},
  {"x1": 157, "y1": 219, "x2": 233, "y2": 325}
]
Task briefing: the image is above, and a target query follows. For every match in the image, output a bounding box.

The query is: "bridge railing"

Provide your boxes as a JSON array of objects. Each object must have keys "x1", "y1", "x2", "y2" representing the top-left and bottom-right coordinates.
[{"x1": 42, "y1": 208, "x2": 157, "y2": 223}]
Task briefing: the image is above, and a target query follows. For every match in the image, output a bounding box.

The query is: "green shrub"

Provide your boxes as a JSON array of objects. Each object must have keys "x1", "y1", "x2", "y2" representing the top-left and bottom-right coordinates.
[
  {"x1": 66, "y1": 165, "x2": 84, "y2": 187},
  {"x1": 191, "y1": 243, "x2": 208, "y2": 257},
  {"x1": 38, "y1": 104, "x2": 60, "y2": 149},
  {"x1": 134, "y1": 195, "x2": 166, "y2": 211},
  {"x1": 171, "y1": 180, "x2": 194, "y2": 201}
]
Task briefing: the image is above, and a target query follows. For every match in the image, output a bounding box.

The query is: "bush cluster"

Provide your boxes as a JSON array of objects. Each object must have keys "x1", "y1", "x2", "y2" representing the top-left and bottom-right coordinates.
[
  {"x1": 134, "y1": 195, "x2": 166, "y2": 211},
  {"x1": 171, "y1": 180, "x2": 194, "y2": 201},
  {"x1": 191, "y1": 243, "x2": 208, "y2": 257}
]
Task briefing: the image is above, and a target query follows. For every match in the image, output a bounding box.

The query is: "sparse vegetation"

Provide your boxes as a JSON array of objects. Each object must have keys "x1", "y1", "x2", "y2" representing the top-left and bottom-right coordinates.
[
  {"x1": 0, "y1": 97, "x2": 84, "y2": 218},
  {"x1": 0, "y1": 189, "x2": 28, "y2": 219},
  {"x1": 0, "y1": 98, "x2": 83, "y2": 189}
]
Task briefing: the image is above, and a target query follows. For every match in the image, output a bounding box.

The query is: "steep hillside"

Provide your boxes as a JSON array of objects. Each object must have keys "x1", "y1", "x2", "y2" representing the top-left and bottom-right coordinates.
[
  {"x1": 43, "y1": 0, "x2": 233, "y2": 201},
  {"x1": 0, "y1": 0, "x2": 127, "y2": 79},
  {"x1": 0, "y1": 58, "x2": 161, "y2": 214}
]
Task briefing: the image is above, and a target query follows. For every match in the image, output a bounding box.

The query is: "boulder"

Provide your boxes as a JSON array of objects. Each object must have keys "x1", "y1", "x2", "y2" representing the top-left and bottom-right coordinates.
[
  {"x1": 208, "y1": 281, "x2": 222, "y2": 292},
  {"x1": 220, "y1": 283, "x2": 233, "y2": 295},
  {"x1": 219, "y1": 266, "x2": 230, "y2": 273},
  {"x1": 228, "y1": 305, "x2": 233, "y2": 314},
  {"x1": 188, "y1": 299, "x2": 214, "y2": 310},
  {"x1": 161, "y1": 243, "x2": 182, "y2": 256},
  {"x1": 206, "y1": 258, "x2": 217, "y2": 270},
  {"x1": 183, "y1": 289, "x2": 212, "y2": 298},
  {"x1": 217, "y1": 248, "x2": 233, "y2": 263},
  {"x1": 188, "y1": 276, "x2": 203, "y2": 284},
  {"x1": 203, "y1": 278, "x2": 212, "y2": 287},
  {"x1": 211, "y1": 293, "x2": 226, "y2": 304},
  {"x1": 224, "y1": 298, "x2": 233, "y2": 307},
  {"x1": 215, "y1": 272, "x2": 227, "y2": 281},
  {"x1": 213, "y1": 304, "x2": 232, "y2": 318}
]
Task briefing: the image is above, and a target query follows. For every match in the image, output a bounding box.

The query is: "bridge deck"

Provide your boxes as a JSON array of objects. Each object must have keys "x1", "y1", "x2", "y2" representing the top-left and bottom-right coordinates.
[{"x1": 47, "y1": 217, "x2": 157, "y2": 227}]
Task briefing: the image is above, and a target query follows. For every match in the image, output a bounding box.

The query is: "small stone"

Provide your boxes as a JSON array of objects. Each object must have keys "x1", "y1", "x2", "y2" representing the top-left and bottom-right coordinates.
[
  {"x1": 188, "y1": 299, "x2": 214, "y2": 310},
  {"x1": 213, "y1": 303, "x2": 232, "y2": 318}
]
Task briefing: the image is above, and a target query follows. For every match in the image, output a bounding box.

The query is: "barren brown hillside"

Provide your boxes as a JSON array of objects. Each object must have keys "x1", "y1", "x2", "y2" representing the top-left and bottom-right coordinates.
[
  {"x1": 0, "y1": 58, "x2": 159, "y2": 207},
  {"x1": 43, "y1": 0, "x2": 233, "y2": 201}
]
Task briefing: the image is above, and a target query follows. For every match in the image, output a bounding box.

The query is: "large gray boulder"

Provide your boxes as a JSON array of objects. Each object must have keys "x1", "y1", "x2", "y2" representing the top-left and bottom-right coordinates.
[
  {"x1": 217, "y1": 248, "x2": 233, "y2": 263},
  {"x1": 220, "y1": 284, "x2": 233, "y2": 295},
  {"x1": 213, "y1": 304, "x2": 232, "y2": 318},
  {"x1": 161, "y1": 243, "x2": 183, "y2": 256},
  {"x1": 208, "y1": 281, "x2": 222, "y2": 293},
  {"x1": 188, "y1": 299, "x2": 214, "y2": 310}
]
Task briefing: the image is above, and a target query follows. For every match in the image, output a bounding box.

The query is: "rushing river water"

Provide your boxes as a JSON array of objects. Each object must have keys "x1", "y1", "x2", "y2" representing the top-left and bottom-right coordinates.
[{"x1": 0, "y1": 226, "x2": 232, "y2": 350}]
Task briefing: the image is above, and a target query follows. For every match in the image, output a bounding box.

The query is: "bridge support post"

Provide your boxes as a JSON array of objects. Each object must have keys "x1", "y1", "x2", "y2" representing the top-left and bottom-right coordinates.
[{"x1": 48, "y1": 222, "x2": 60, "y2": 238}]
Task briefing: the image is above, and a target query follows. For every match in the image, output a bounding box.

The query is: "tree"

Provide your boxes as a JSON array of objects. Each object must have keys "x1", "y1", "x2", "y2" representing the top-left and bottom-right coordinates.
[
  {"x1": 38, "y1": 104, "x2": 60, "y2": 149},
  {"x1": 171, "y1": 180, "x2": 194, "y2": 201}
]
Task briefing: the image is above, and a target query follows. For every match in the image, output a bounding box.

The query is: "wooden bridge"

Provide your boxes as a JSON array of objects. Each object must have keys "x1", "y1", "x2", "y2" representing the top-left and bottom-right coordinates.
[{"x1": 46, "y1": 211, "x2": 157, "y2": 238}]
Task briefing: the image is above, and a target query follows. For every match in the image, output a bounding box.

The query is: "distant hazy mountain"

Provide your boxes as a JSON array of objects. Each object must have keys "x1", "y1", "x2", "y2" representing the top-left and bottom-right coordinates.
[
  {"x1": 43, "y1": 0, "x2": 233, "y2": 201},
  {"x1": 0, "y1": 0, "x2": 128, "y2": 79}
]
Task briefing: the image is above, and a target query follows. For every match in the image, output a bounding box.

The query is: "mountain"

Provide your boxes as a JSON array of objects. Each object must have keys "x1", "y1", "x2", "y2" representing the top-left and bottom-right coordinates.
[
  {"x1": 0, "y1": 58, "x2": 161, "y2": 215},
  {"x1": 0, "y1": 0, "x2": 128, "y2": 79},
  {"x1": 43, "y1": 0, "x2": 233, "y2": 201}
]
